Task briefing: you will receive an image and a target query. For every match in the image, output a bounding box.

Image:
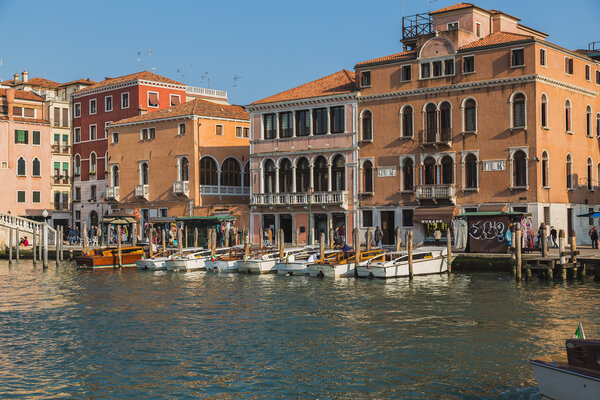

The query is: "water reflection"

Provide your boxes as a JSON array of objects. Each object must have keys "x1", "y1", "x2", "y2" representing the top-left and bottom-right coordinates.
[{"x1": 0, "y1": 261, "x2": 598, "y2": 399}]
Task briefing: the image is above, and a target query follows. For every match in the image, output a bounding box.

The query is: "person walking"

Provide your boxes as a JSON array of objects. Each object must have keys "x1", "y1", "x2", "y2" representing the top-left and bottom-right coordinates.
[
  {"x1": 550, "y1": 226, "x2": 558, "y2": 248},
  {"x1": 434, "y1": 228, "x2": 442, "y2": 246},
  {"x1": 590, "y1": 226, "x2": 599, "y2": 249},
  {"x1": 374, "y1": 226, "x2": 383, "y2": 247}
]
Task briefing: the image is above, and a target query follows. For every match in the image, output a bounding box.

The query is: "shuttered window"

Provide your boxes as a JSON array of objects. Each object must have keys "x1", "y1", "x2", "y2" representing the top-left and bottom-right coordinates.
[
  {"x1": 148, "y1": 92, "x2": 159, "y2": 107},
  {"x1": 54, "y1": 108, "x2": 61, "y2": 126},
  {"x1": 15, "y1": 129, "x2": 28, "y2": 144},
  {"x1": 62, "y1": 108, "x2": 69, "y2": 127}
]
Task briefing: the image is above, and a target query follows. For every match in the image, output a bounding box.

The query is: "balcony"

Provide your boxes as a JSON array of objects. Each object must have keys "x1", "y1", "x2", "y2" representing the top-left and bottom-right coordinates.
[
  {"x1": 173, "y1": 181, "x2": 190, "y2": 197},
  {"x1": 135, "y1": 184, "x2": 149, "y2": 200},
  {"x1": 51, "y1": 145, "x2": 60, "y2": 153},
  {"x1": 106, "y1": 186, "x2": 120, "y2": 201},
  {"x1": 419, "y1": 128, "x2": 452, "y2": 148},
  {"x1": 416, "y1": 184, "x2": 456, "y2": 204},
  {"x1": 252, "y1": 190, "x2": 348, "y2": 209},
  {"x1": 200, "y1": 185, "x2": 250, "y2": 196},
  {"x1": 62, "y1": 145, "x2": 70, "y2": 154}
]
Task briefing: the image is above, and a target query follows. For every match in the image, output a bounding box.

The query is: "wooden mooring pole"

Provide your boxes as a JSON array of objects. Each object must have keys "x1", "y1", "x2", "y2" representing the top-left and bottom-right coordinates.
[
  {"x1": 83, "y1": 221, "x2": 88, "y2": 255},
  {"x1": 178, "y1": 227, "x2": 183, "y2": 256},
  {"x1": 559, "y1": 229, "x2": 566, "y2": 281},
  {"x1": 329, "y1": 227, "x2": 334, "y2": 250},
  {"x1": 570, "y1": 229, "x2": 578, "y2": 278},
  {"x1": 184, "y1": 225, "x2": 188, "y2": 249},
  {"x1": 353, "y1": 228, "x2": 360, "y2": 278},
  {"x1": 515, "y1": 222, "x2": 522, "y2": 282},
  {"x1": 162, "y1": 229, "x2": 166, "y2": 254},
  {"x1": 366, "y1": 228, "x2": 372, "y2": 251},
  {"x1": 320, "y1": 232, "x2": 325, "y2": 261},
  {"x1": 446, "y1": 228, "x2": 452, "y2": 274},
  {"x1": 60, "y1": 226, "x2": 64, "y2": 261},
  {"x1": 279, "y1": 229, "x2": 285, "y2": 261},
  {"x1": 395, "y1": 227, "x2": 402, "y2": 252},
  {"x1": 149, "y1": 228, "x2": 154, "y2": 258},
  {"x1": 117, "y1": 227, "x2": 123, "y2": 268},
  {"x1": 194, "y1": 227, "x2": 198, "y2": 248},
  {"x1": 541, "y1": 223, "x2": 548, "y2": 257},
  {"x1": 407, "y1": 230, "x2": 413, "y2": 280}
]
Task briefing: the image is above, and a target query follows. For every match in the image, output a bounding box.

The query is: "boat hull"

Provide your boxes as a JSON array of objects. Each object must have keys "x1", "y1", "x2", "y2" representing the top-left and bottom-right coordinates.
[
  {"x1": 276, "y1": 262, "x2": 309, "y2": 275},
  {"x1": 531, "y1": 360, "x2": 600, "y2": 400},
  {"x1": 206, "y1": 259, "x2": 238, "y2": 272},
  {"x1": 166, "y1": 257, "x2": 206, "y2": 271},
  {"x1": 308, "y1": 263, "x2": 355, "y2": 278},
  {"x1": 136, "y1": 257, "x2": 169, "y2": 270},
  {"x1": 356, "y1": 257, "x2": 446, "y2": 278},
  {"x1": 238, "y1": 259, "x2": 277, "y2": 274},
  {"x1": 76, "y1": 248, "x2": 144, "y2": 269}
]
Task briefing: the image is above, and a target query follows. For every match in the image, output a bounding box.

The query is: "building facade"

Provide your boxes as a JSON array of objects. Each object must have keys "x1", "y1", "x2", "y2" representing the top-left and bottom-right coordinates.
[
  {"x1": 106, "y1": 98, "x2": 250, "y2": 236},
  {"x1": 247, "y1": 70, "x2": 359, "y2": 245}
]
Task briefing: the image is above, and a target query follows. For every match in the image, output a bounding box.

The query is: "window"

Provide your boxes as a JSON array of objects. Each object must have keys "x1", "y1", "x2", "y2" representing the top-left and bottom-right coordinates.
[
  {"x1": 32, "y1": 131, "x2": 40, "y2": 145},
  {"x1": 74, "y1": 127, "x2": 81, "y2": 143},
  {"x1": 313, "y1": 108, "x2": 328, "y2": 135},
  {"x1": 541, "y1": 94, "x2": 548, "y2": 128},
  {"x1": 15, "y1": 129, "x2": 28, "y2": 144},
  {"x1": 475, "y1": 22, "x2": 481, "y2": 38},
  {"x1": 566, "y1": 154, "x2": 573, "y2": 189},
  {"x1": 74, "y1": 154, "x2": 81, "y2": 176},
  {"x1": 179, "y1": 158, "x2": 189, "y2": 182},
  {"x1": 597, "y1": 113, "x2": 600, "y2": 137},
  {"x1": 236, "y1": 127, "x2": 243, "y2": 137},
  {"x1": 362, "y1": 160, "x2": 373, "y2": 193},
  {"x1": 159, "y1": 208, "x2": 168, "y2": 218},
  {"x1": 221, "y1": 158, "x2": 241, "y2": 187},
  {"x1": 264, "y1": 114, "x2": 276, "y2": 139},
  {"x1": 54, "y1": 162, "x2": 60, "y2": 178},
  {"x1": 105, "y1": 95, "x2": 113, "y2": 112},
  {"x1": 75, "y1": 188, "x2": 81, "y2": 202},
  {"x1": 433, "y1": 61, "x2": 442, "y2": 77},
  {"x1": 402, "y1": 158, "x2": 414, "y2": 191},
  {"x1": 89, "y1": 99, "x2": 97, "y2": 115},
  {"x1": 32, "y1": 191, "x2": 40, "y2": 203},
  {"x1": 90, "y1": 185, "x2": 97, "y2": 201},
  {"x1": 465, "y1": 154, "x2": 477, "y2": 189},
  {"x1": 74, "y1": 103, "x2": 81, "y2": 117},
  {"x1": 401, "y1": 105, "x2": 414, "y2": 138},
  {"x1": 361, "y1": 110, "x2": 372, "y2": 141},
  {"x1": 296, "y1": 110, "x2": 310, "y2": 136},
  {"x1": 565, "y1": 57, "x2": 574, "y2": 74},
  {"x1": 90, "y1": 153, "x2": 97, "y2": 174},
  {"x1": 263, "y1": 159, "x2": 275, "y2": 193},
  {"x1": 243, "y1": 162, "x2": 250, "y2": 187},
  {"x1": 148, "y1": 92, "x2": 159, "y2": 107},
  {"x1": 440, "y1": 101, "x2": 452, "y2": 141},
  {"x1": 13, "y1": 107, "x2": 22, "y2": 116},
  {"x1": 17, "y1": 157, "x2": 26, "y2": 176},
  {"x1": 170, "y1": 94, "x2": 181, "y2": 106},
  {"x1": 32, "y1": 158, "x2": 40, "y2": 177},
  {"x1": 112, "y1": 132, "x2": 118, "y2": 143},
  {"x1": 278, "y1": 159, "x2": 292, "y2": 193},
  {"x1": 330, "y1": 106, "x2": 344, "y2": 134},
  {"x1": 511, "y1": 49, "x2": 524, "y2": 67},
  {"x1": 62, "y1": 192, "x2": 68, "y2": 209},
  {"x1": 540, "y1": 49, "x2": 546, "y2": 66},
  {"x1": 464, "y1": 99, "x2": 477, "y2": 132},
  {"x1": 447, "y1": 22, "x2": 458, "y2": 30},
  {"x1": 402, "y1": 209, "x2": 414, "y2": 227},
  {"x1": 444, "y1": 59, "x2": 454, "y2": 75},
  {"x1": 565, "y1": 100, "x2": 572, "y2": 132},
  {"x1": 279, "y1": 112, "x2": 293, "y2": 138},
  {"x1": 62, "y1": 134, "x2": 68, "y2": 145},
  {"x1": 421, "y1": 63, "x2": 431, "y2": 79},
  {"x1": 586, "y1": 65, "x2": 591, "y2": 81},
  {"x1": 463, "y1": 56, "x2": 474, "y2": 73},
  {"x1": 441, "y1": 155, "x2": 453, "y2": 184},
  {"x1": 121, "y1": 92, "x2": 129, "y2": 109},
  {"x1": 17, "y1": 191, "x2": 25, "y2": 203},
  {"x1": 512, "y1": 93, "x2": 526, "y2": 128},
  {"x1": 141, "y1": 127, "x2": 155, "y2": 140},
  {"x1": 149, "y1": 127, "x2": 156, "y2": 139},
  {"x1": 178, "y1": 123, "x2": 186, "y2": 135},
  {"x1": 296, "y1": 157, "x2": 310, "y2": 192},
  {"x1": 541, "y1": 151, "x2": 549, "y2": 187},
  {"x1": 362, "y1": 210, "x2": 373, "y2": 227},
  {"x1": 314, "y1": 156, "x2": 328, "y2": 191},
  {"x1": 243, "y1": 127, "x2": 249, "y2": 138},
  {"x1": 199, "y1": 157, "x2": 218, "y2": 185},
  {"x1": 513, "y1": 150, "x2": 527, "y2": 187},
  {"x1": 62, "y1": 162, "x2": 68, "y2": 178},
  {"x1": 424, "y1": 157, "x2": 438, "y2": 184},
  {"x1": 597, "y1": 71, "x2": 600, "y2": 85},
  {"x1": 425, "y1": 103, "x2": 437, "y2": 142},
  {"x1": 140, "y1": 162, "x2": 149, "y2": 185},
  {"x1": 215, "y1": 125, "x2": 223, "y2": 136},
  {"x1": 587, "y1": 158, "x2": 593, "y2": 190},
  {"x1": 89, "y1": 124, "x2": 97, "y2": 140},
  {"x1": 361, "y1": 71, "x2": 371, "y2": 87},
  {"x1": 587, "y1": 106, "x2": 593, "y2": 137},
  {"x1": 331, "y1": 155, "x2": 345, "y2": 191},
  {"x1": 401, "y1": 65, "x2": 412, "y2": 81}
]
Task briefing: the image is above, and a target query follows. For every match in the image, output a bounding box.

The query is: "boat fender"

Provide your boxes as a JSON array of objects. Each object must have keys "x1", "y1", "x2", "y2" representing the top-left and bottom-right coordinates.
[
  {"x1": 317, "y1": 271, "x2": 324, "y2": 278},
  {"x1": 368, "y1": 272, "x2": 374, "y2": 279}
]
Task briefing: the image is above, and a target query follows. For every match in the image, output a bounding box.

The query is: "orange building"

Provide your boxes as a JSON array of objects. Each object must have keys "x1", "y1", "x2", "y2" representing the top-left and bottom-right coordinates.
[
  {"x1": 353, "y1": 2, "x2": 600, "y2": 244},
  {"x1": 106, "y1": 98, "x2": 250, "y2": 239}
]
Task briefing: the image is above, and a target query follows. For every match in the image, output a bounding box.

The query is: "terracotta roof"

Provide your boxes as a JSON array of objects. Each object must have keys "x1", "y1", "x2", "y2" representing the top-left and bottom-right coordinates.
[
  {"x1": 109, "y1": 98, "x2": 249, "y2": 126},
  {"x1": 74, "y1": 71, "x2": 184, "y2": 94},
  {"x1": 252, "y1": 70, "x2": 355, "y2": 105},
  {"x1": 459, "y1": 32, "x2": 534, "y2": 50},
  {"x1": 59, "y1": 78, "x2": 97, "y2": 87},
  {"x1": 0, "y1": 89, "x2": 44, "y2": 101},
  {"x1": 355, "y1": 50, "x2": 417, "y2": 68},
  {"x1": 430, "y1": 2, "x2": 474, "y2": 15},
  {"x1": 1, "y1": 77, "x2": 61, "y2": 88}
]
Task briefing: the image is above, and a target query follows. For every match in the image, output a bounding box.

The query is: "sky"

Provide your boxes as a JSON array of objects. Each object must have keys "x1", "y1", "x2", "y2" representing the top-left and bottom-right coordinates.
[{"x1": 0, "y1": 0, "x2": 598, "y2": 105}]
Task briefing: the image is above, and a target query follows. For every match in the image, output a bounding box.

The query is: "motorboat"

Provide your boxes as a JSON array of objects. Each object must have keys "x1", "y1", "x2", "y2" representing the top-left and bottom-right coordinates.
[
  {"x1": 276, "y1": 248, "x2": 337, "y2": 276},
  {"x1": 307, "y1": 249, "x2": 384, "y2": 278},
  {"x1": 75, "y1": 246, "x2": 145, "y2": 269},
  {"x1": 237, "y1": 248, "x2": 304, "y2": 274},
  {"x1": 356, "y1": 247, "x2": 448, "y2": 278},
  {"x1": 205, "y1": 246, "x2": 253, "y2": 273},
  {"x1": 135, "y1": 248, "x2": 178, "y2": 271},
  {"x1": 165, "y1": 247, "x2": 210, "y2": 272},
  {"x1": 530, "y1": 336, "x2": 600, "y2": 399}
]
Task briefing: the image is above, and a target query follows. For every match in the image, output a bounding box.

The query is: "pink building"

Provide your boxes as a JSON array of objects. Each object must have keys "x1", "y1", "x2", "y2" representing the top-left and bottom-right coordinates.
[
  {"x1": 246, "y1": 70, "x2": 359, "y2": 245},
  {"x1": 0, "y1": 89, "x2": 52, "y2": 218}
]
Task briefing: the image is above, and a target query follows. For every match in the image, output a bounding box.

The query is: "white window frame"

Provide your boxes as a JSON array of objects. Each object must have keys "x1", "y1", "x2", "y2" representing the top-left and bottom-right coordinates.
[
  {"x1": 111, "y1": 131, "x2": 119, "y2": 144},
  {"x1": 399, "y1": 104, "x2": 414, "y2": 139},
  {"x1": 540, "y1": 48, "x2": 547, "y2": 67},
  {"x1": 121, "y1": 92, "x2": 130, "y2": 109},
  {"x1": 215, "y1": 124, "x2": 224, "y2": 136},
  {"x1": 360, "y1": 70, "x2": 371, "y2": 88},
  {"x1": 361, "y1": 209, "x2": 374, "y2": 228},
  {"x1": 74, "y1": 127, "x2": 81, "y2": 143},
  {"x1": 158, "y1": 207, "x2": 168, "y2": 218},
  {"x1": 105, "y1": 95, "x2": 113, "y2": 112},
  {"x1": 89, "y1": 124, "x2": 97, "y2": 141},
  {"x1": 147, "y1": 91, "x2": 159, "y2": 108},
  {"x1": 16, "y1": 190, "x2": 26, "y2": 203},
  {"x1": 461, "y1": 97, "x2": 478, "y2": 134},
  {"x1": 587, "y1": 157, "x2": 594, "y2": 191},
  {"x1": 32, "y1": 157, "x2": 41, "y2": 177},
  {"x1": 510, "y1": 47, "x2": 525, "y2": 68},
  {"x1": 32, "y1": 190, "x2": 41, "y2": 204},
  {"x1": 359, "y1": 109, "x2": 373, "y2": 142},
  {"x1": 565, "y1": 98, "x2": 573, "y2": 134},
  {"x1": 140, "y1": 128, "x2": 148, "y2": 140},
  {"x1": 461, "y1": 150, "x2": 480, "y2": 191},
  {"x1": 89, "y1": 99, "x2": 97, "y2": 115},
  {"x1": 74, "y1": 102, "x2": 81, "y2": 118},
  {"x1": 178, "y1": 122, "x2": 186, "y2": 135},
  {"x1": 564, "y1": 56, "x2": 574, "y2": 75},
  {"x1": 243, "y1": 127, "x2": 250, "y2": 138},
  {"x1": 475, "y1": 22, "x2": 481, "y2": 38},
  {"x1": 509, "y1": 146, "x2": 529, "y2": 189},
  {"x1": 462, "y1": 55, "x2": 475, "y2": 74},
  {"x1": 447, "y1": 21, "x2": 458, "y2": 30},
  {"x1": 585, "y1": 65, "x2": 592, "y2": 81},
  {"x1": 509, "y1": 91, "x2": 527, "y2": 130},
  {"x1": 541, "y1": 150, "x2": 550, "y2": 189},
  {"x1": 541, "y1": 93, "x2": 549, "y2": 129},
  {"x1": 170, "y1": 94, "x2": 181, "y2": 106},
  {"x1": 89, "y1": 151, "x2": 97, "y2": 174},
  {"x1": 359, "y1": 157, "x2": 375, "y2": 194},
  {"x1": 235, "y1": 126, "x2": 244, "y2": 138},
  {"x1": 400, "y1": 64, "x2": 412, "y2": 82},
  {"x1": 16, "y1": 156, "x2": 26, "y2": 177}
]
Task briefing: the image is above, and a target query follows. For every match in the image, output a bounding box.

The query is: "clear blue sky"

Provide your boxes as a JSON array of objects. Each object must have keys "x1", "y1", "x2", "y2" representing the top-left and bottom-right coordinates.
[{"x1": 0, "y1": 0, "x2": 598, "y2": 105}]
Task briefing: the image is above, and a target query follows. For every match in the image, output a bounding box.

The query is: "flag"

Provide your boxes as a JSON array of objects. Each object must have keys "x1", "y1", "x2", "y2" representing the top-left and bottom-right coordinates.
[
  {"x1": 211, "y1": 251, "x2": 215, "y2": 262},
  {"x1": 573, "y1": 322, "x2": 586, "y2": 339},
  {"x1": 244, "y1": 253, "x2": 248, "y2": 265}
]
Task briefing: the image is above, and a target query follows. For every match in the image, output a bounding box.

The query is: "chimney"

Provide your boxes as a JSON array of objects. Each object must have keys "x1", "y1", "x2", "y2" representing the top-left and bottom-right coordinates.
[
  {"x1": 6, "y1": 88, "x2": 15, "y2": 121},
  {"x1": 138, "y1": 107, "x2": 148, "y2": 115},
  {"x1": 13, "y1": 73, "x2": 19, "y2": 84},
  {"x1": 22, "y1": 71, "x2": 28, "y2": 83}
]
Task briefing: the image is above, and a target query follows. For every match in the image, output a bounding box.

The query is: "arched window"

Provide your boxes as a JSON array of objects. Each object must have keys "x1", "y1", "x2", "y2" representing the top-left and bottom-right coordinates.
[
  {"x1": 179, "y1": 157, "x2": 189, "y2": 182},
  {"x1": 362, "y1": 160, "x2": 373, "y2": 193},
  {"x1": 424, "y1": 157, "x2": 436, "y2": 185},
  {"x1": 332, "y1": 155, "x2": 345, "y2": 191},
  {"x1": 565, "y1": 154, "x2": 573, "y2": 189},
  {"x1": 441, "y1": 155, "x2": 453, "y2": 184},
  {"x1": 513, "y1": 93, "x2": 526, "y2": 128},
  {"x1": 586, "y1": 106, "x2": 592, "y2": 137},
  {"x1": 361, "y1": 110, "x2": 372, "y2": 141},
  {"x1": 314, "y1": 156, "x2": 328, "y2": 192},
  {"x1": 465, "y1": 154, "x2": 478, "y2": 188},
  {"x1": 140, "y1": 162, "x2": 149, "y2": 185},
  {"x1": 401, "y1": 105, "x2": 413, "y2": 138},
  {"x1": 278, "y1": 158, "x2": 292, "y2": 193},
  {"x1": 32, "y1": 158, "x2": 40, "y2": 177},
  {"x1": 74, "y1": 154, "x2": 81, "y2": 176},
  {"x1": 221, "y1": 158, "x2": 241, "y2": 187},
  {"x1": 111, "y1": 165, "x2": 119, "y2": 187},
  {"x1": 464, "y1": 99, "x2": 477, "y2": 132},
  {"x1": 541, "y1": 94, "x2": 548, "y2": 128},
  {"x1": 587, "y1": 157, "x2": 593, "y2": 190},
  {"x1": 425, "y1": 103, "x2": 437, "y2": 142},
  {"x1": 200, "y1": 156, "x2": 218, "y2": 186},
  {"x1": 243, "y1": 162, "x2": 250, "y2": 187},
  {"x1": 403, "y1": 158, "x2": 414, "y2": 191},
  {"x1": 17, "y1": 157, "x2": 26, "y2": 176},
  {"x1": 90, "y1": 152, "x2": 97, "y2": 173},
  {"x1": 440, "y1": 101, "x2": 452, "y2": 141},
  {"x1": 565, "y1": 99, "x2": 572, "y2": 132},
  {"x1": 296, "y1": 157, "x2": 310, "y2": 192},
  {"x1": 541, "y1": 151, "x2": 549, "y2": 187},
  {"x1": 513, "y1": 151, "x2": 527, "y2": 187},
  {"x1": 263, "y1": 159, "x2": 275, "y2": 193}
]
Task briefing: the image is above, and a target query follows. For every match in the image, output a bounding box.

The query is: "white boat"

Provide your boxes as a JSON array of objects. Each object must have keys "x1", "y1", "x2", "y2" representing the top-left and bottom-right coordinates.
[
  {"x1": 166, "y1": 248, "x2": 210, "y2": 272},
  {"x1": 308, "y1": 250, "x2": 384, "y2": 278},
  {"x1": 237, "y1": 251, "x2": 281, "y2": 274},
  {"x1": 531, "y1": 338, "x2": 600, "y2": 400},
  {"x1": 356, "y1": 247, "x2": 447, "y2": 278},
  {"x1": 206, "y1": 259, "x2": 239, "y2": 273},
  {"x1": 276, "y1": 251, "x2": 322, "y2": 275},
  {"x1": 136, "y1": 256, "x2": 171, "y2": 271}
]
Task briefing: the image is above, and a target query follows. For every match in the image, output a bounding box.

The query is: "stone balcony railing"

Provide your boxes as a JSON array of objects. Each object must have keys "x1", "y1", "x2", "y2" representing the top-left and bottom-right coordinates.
[
  {"x1": 415, "y1": 184, "x2": 456, "y2": 203},
  {"x1": 106, "y1": 186, "x2": 120, "y2": 201},
  {"x1": 135, "y1": 184, "x2": 149, "y2": 200},
  {"x1": 200, "y1": 185, "x2": 250, "y2": 196},
  {"x1": 173, "y1": 181, "x2": 190, "y2": 197},
  {"x1": 252, "y1": 190, "x2": 348, "y2": 209},
  {"x1": 419, "y1": 128, "x2": 452, "y2": 147}
]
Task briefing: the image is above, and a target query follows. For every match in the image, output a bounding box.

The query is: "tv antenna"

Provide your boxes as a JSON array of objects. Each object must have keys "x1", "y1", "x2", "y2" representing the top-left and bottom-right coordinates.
[
  {"x1": 136, "y1": 52, "x2": 142, "y2": 70},
  {"x1": 201, "y1": 70, "x2": 215, "y2": 89},
  {"x1": 232, "y1": 75, "x2": 242, "y2": 104},
  {"x1": 147, "y1": 50, "x2": 155, "y2": 72}
]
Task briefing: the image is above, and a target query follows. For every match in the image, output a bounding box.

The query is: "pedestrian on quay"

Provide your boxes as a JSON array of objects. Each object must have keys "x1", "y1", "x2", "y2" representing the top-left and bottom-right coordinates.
[
  {"x1": 589, "y1": 226, "x2": 599, "y2": 249},
  {"x1": 434, "y1": 228, "x2": 442, "y2": 246},
  {"x1": 74, "y1": 226, "x2": 80, "y2": 245},
  {"x1": 375, "y1": 226, "x2": 383, "y2": 247},
  {"x1": 550, "y1": 226, "x2": 558, "y2": 248}
]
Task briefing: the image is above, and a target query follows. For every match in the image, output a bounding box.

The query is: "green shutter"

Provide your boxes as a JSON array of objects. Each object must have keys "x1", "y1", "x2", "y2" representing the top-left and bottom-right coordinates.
[
  {"x1": 33, "y1": 131, "x2": 40, "y2": 145},
  {"x1": 54, "y1": 134, "x2": 60, "y2": 143},
  {"x1": 24, "y1": 130, "x2": 28, "y2": 144},
  {"x1": 32, "y1": 191, "x2": 40, "y2": 203},
  {"x1": 62, "y1": 134, "x2": 68, "y2": 143},
  {"x1": 62, "y1": 162, "x2": 68, "y2": 171},
  {"x1": 54, "y1": 162, "x2": 60, "y2": 170},
  {"x1": 17, "y1": 191, "x2": 25, "y2": 203}
]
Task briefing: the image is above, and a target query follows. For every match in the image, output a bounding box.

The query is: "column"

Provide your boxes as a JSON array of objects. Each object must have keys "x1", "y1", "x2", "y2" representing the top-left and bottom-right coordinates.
[
  {"x1": 326, "y1": 107, "x2": 331, "y2": 134},
  {"x1": 259, "y1": 164, "x2": 264, "y2": 193},
  {"x1": 292, "y1": 166, "x2": 297, "y2": 193},
  {"x1": 275, "y1": 113, "x2": 279, "y2": 139},
  {"x1": 217, "y1": 169, "x2": 221, "y2": 194},
  {"x1": 292, "y1": 111, "x2": 296, "y2": 138},
  {"x1": 275, "y1": 166, "x2": 280, "y2": 193},
  {"x1": 309, "y1": 163, "x2": 314, "y2": 191},
  {"x1": 327, "y1": 162, "x2": 332, "y2": 192}
]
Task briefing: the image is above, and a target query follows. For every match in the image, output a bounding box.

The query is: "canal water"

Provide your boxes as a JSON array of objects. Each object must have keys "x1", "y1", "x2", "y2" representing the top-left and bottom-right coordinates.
[{"x1": 0, "y1": 261, "x2": 598, "y2": 399}]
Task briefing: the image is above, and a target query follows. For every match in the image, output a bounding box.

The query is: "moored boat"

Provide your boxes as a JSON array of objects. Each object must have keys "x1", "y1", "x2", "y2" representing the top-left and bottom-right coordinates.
[
  {"x1": 356, "y1": 247, "x2": 447, "y2": 278},
  {"x1": 307, "y1": 249, "x2": 384, "y2": 278},
  {"x1": 165, "y1": 248, "x2": 210, "y2": 272},
  {"x1": 276, "y1": 248, "x2": 335, "y2": 276},
  {"x1": 76, "y1": 246, "x2": 145, "y2": 269}
]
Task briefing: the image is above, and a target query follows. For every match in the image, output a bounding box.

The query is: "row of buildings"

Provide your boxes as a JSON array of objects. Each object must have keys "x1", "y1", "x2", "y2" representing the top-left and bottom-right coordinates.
[{"x1": 2, "y1": 3, "x2": 600, "y2": 245}]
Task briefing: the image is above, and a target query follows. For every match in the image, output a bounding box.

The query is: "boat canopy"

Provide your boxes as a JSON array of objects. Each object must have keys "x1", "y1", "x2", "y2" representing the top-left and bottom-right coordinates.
[{"x1": 413, "y1": 206, "x2": 458, "y2": 224}]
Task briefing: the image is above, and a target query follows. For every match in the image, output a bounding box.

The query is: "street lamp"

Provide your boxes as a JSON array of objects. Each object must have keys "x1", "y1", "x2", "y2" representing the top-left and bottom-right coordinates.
[
  {"x1": 307, "y1": 186, "x2": 313, "y2": 245},
  {"x1": 42, "y1": 209, "x2": 49, "y2": 222}
]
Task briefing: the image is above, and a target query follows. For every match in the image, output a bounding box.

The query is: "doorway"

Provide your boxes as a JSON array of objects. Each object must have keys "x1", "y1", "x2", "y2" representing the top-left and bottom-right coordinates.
[
  {"x1": 263, "y1": 214, "x2": 275, "y2": 244},
  {"x1": 314, "y1": 214, "x2": 328, "y2": 243},
  {"x1": 89, "y1": 211, "x2": 98, "y2": 227},
  {"x1": 279, "y1": 214, "x2": 293, "y2": 243},
  {"x1": 380, "y1": 211, "x2": 395, "y2": 245},
  {"x1": 567, "y1": 208, "x2": 573, "y2": 239},
  {"x1": 332, "y1": 213, "x2": 346, "y2": 245}
]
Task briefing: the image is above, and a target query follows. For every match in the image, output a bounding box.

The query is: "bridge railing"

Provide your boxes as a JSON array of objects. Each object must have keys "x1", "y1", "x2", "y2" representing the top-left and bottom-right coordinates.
[{"x1": 0, "y1": 211, "x2": 57, "y2": 244}]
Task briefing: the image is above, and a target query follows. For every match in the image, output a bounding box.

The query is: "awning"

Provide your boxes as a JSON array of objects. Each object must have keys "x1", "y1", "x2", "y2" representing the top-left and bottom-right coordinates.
[
  {"x1": 176, "y1": 215, "x2": 236, "y2": 221},
  {"x1": 413, "y1": 206, "x2": 458, "y2": 224},
  {"x1": 577, "y1": 212, "x2": 600, "y2": 218},
  {"x1": 103, "y1": 212, "x2": 137, "y2": 225},
  {"x1": 457, "y1": 212, "x2": 530, "y2": 218},
  {"x1": 477, "y1": 204, "x2": 507, "y2": 212}
]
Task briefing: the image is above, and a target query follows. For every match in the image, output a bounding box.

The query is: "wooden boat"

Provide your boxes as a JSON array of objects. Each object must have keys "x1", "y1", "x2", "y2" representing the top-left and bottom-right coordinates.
[
  {"x1": 530, "y1": 337, "x2": 600, "y2": 399},
  {"x1": 276, "y1": 248, "x2": 337, "y2": 276},
  {"x1": 307, "y1": 249, "x2": 385, "y2": 278},
  {"x1": 76, "y1": 246, "x2": 145, "y2": 269},
  {"x1": 356, "y1": 247, "x2": 447, "y2": 278}
]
